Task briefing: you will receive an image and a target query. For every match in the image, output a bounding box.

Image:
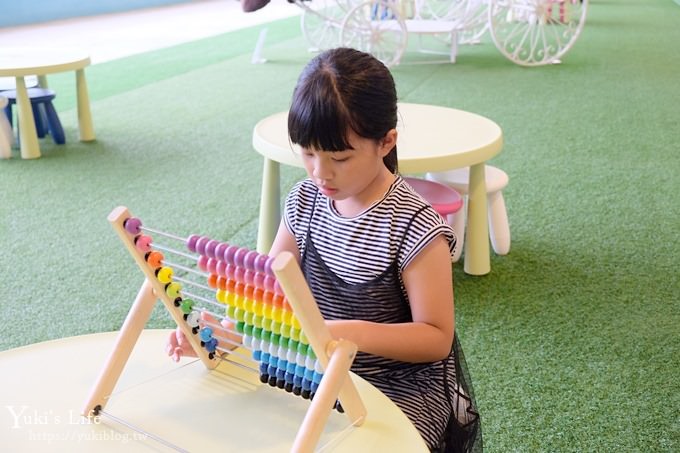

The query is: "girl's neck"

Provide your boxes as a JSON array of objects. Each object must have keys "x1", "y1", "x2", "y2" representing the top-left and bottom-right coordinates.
[{"x1": 334, "y1": 170, "x2": 396, "y2": 217}]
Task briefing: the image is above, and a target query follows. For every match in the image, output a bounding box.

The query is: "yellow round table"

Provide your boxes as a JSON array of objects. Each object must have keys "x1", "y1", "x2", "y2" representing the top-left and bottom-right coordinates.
[
  {"x1": 252, "y1": 102, "x2": 504, "y2": 275},
  {"x1": 0, "y1": 329, "x2": 427, "y2": 452},
  {"x1": 0, "y1": 47, "x2": 95, "y2": 159}
]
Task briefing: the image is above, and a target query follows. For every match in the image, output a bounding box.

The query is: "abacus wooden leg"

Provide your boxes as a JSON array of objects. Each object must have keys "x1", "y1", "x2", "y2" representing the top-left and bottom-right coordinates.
[
  {"x1": 82, "y1": 278, "x2": 157, "y2": 417},
  {"x1": 293, "y1": 339, "x2": 358, "y2": 453}
]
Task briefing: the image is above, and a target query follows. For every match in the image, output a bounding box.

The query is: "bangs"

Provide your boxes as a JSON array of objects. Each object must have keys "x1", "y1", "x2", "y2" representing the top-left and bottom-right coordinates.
[{"x1": 287, "y1": 74, "x2": 355, "y2": 152}]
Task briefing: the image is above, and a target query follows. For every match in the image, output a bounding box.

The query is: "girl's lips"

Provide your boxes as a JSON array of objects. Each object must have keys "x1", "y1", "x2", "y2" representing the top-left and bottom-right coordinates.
[{"x1": 319, "y1": 186, "x2": 338, "y2": 197}]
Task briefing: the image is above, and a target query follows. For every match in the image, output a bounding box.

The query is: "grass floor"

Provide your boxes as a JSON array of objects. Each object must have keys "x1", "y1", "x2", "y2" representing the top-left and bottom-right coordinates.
[{"x1": 1, "y1": 1, "x2": 679, "y2": 451}]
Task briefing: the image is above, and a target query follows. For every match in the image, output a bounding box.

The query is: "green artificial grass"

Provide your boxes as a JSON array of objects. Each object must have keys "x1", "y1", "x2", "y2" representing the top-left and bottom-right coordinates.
[{"x1": 1, "y1": 1, "x2": 679, "y2": 451}]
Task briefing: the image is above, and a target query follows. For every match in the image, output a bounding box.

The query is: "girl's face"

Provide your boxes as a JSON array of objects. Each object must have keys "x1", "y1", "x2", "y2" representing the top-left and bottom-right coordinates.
[{"x1": 301, "y1": 129, "x2": 397, "y2": 213}]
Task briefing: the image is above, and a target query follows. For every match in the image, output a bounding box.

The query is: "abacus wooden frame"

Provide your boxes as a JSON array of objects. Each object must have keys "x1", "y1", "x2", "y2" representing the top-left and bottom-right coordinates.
[{"x1": 82, "y1": 206, "x2": 367, "y2": 453}]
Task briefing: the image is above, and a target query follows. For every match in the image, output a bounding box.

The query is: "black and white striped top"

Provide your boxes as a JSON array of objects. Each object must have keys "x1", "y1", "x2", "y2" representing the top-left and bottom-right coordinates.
[
  {"x1": 284, "y1": 176, "x2": 456, "y2": 281},
  {"x1": 284, "y1": 176, "x2": 458, "y2": 450}
]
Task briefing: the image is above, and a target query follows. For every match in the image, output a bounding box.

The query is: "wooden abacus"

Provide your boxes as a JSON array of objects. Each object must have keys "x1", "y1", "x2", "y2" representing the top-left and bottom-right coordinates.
[{"x1": 82, "y1": 206, "x2": 366, "y2": 452}]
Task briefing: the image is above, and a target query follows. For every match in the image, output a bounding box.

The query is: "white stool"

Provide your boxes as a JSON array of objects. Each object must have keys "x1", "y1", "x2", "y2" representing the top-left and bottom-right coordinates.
[
  {"x1": 426, "y1": 165, "x2": 510, "y2": 259},
  {"x1": 0, "y1": 95, "x2": 14, "y2": 159}
]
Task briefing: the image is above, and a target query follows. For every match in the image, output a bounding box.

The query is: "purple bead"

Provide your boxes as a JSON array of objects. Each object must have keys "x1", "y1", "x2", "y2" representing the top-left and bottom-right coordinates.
[
  {"x1": 254, "y1": 254, "x2": 268, "y2": 273},
  {"x1": 124, "y1": 217, "x2": 142, "y2": 235},
  {"x1": 233, "y1": 247, "x2": 247, "y2": 268},
  {"x1": 186, "y1": 234, "x2": 200, "y2": 252},
  {"x1": 214, "y1": 242, "x2": 228, "y2": 259},
  {"x1": 195, "y1": 236, "x2": 210, "y2": 255},
  {"x1": 264, "y1": 256, "x2": 276, "y2": 276},
  {"x1": 223, "y1": 245, "x2": 237, "y2": 264},
  {"x1": 205, "y1": 239, "x2": 219, "y2": 259},
  {"x1": 244, "y1": 250, "x2": 258, "y2": 271}
]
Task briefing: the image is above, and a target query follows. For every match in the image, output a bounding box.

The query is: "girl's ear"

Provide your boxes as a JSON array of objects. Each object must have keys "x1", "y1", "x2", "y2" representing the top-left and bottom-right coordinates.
[{"x1": 379, "y1": 129, "x2": 398, "y2": 156}]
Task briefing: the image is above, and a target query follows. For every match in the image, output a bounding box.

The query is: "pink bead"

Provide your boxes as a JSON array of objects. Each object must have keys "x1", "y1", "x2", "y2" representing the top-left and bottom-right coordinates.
[
  {"x1": 186, "y1": 234, "x2": 200, "y2": 252},
  {"x1": 216, "y1": 260, "x2": 227, "y2": 277},
  {"x1": 244, "y1": 269, "x2": 255, "y2": 286},
  {"x1": 207, "y1": 258, "x2": 218, "y2": 274},
  {"x1": 134, "y1": 235, "x2": 152, "y2": 253},
  {"x1": 273, "y1": 280, "x2": 283, "y2": 295},
  {"x1": 234, "y1": 266, "x2": 245, "y2": 283},
  {"x1": 254, "y1": 272, "x2": 265, "y2": 290},
  {"x1": 124, "y1": 217, "x2": 142, "y2": 235},
  {"x1": 197, "y1": 255, "x2": 209, "y2": 272},
  {"x1": 264, "y1": 275, "x2": 275, "y2": 293},
  {"x1": 225, "y1": 263, "x2": 235, "y2": 280}
]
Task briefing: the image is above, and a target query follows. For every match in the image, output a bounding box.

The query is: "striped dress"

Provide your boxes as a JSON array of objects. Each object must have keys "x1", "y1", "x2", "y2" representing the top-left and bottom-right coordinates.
[{"x1": 284, "y1": 176, "x2": 469, "y2": 450}]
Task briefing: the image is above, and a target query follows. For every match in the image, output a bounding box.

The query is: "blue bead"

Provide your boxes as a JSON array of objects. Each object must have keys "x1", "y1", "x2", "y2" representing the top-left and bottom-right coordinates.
[
  {"x1": 199, "y1": 327, "x2": 213, "y2": 342},
  {"x1": 253, "y1": 350, "x2": 261, "y2": 361}
]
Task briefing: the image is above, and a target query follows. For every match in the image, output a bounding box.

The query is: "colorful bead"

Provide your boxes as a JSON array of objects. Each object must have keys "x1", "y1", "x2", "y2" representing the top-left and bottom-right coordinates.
[
  {"x1": 180, "y1": 299, "x2": 194, "y2": 314},
  {"x1": 199, "y1": 327, "x2": 214, "y2": 342},
  {"x1": 186, "y1": 311, "x2": 200, "y2": 328},
  {"x1": 186, "y1": 234, "x2": 200, "y2": 252},
  {"x1": 124, "y1": 217, "x2": 142, "y2": 235},
  {"x1": 214, "y1": 242, "x2": 228, "y2": 260},
  {"x1": 134, "y1": 235, "x2": 152, "y2": 252},
  {"x1": 145, "y1": 251, "x2": 164, "y2": 269},
  {"x1": 166, "y1": 282, "x2": 182, "y2": 299},
  {"x1": 205, "y1": 239, "x2": 219, "y2": 258},
  {"x1": 156, "y1": 266, "x2": 173, "y2": 283},
  {"x1": 223, "y1": 245, "x2": 237, "y2": 264}
]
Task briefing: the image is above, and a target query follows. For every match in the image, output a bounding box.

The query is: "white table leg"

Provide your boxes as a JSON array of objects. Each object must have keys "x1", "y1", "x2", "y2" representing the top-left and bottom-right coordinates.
[
  {"x1": 76, "y1": 69, "x2": 95, "y2": 141},
  {"x1": 463, "y1": 162, "x2": 491, "y2": 275},
  {"x1": 15, "y1": 76, "x2": 41, "y2": 159},
  {"x1": 256, "y1": 157, "x2": 281, "y2": 254}
]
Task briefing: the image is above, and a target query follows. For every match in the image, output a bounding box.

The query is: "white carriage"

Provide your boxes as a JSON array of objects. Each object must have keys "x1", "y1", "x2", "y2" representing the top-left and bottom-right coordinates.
[{"x1": 294, "y1": 0, "x2": 589, "y2": 67}]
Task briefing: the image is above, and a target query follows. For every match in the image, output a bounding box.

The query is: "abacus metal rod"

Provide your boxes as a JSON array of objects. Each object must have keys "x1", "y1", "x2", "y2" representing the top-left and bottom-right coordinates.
[
  {"x1": 162, "y1": 259, "x2": 207, "y2": 277},
  {"x1": 153, "y1": 242, "x2": 197, "y2": 261},
  {"x1": 139, "y1": 225, "x2": 187, "y2": 243}
]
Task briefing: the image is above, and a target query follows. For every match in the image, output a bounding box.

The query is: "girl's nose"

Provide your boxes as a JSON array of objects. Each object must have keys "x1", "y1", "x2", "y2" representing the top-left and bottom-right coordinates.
[{"x1": 313, "y1": 158, "x2": 332, "y2": 181}]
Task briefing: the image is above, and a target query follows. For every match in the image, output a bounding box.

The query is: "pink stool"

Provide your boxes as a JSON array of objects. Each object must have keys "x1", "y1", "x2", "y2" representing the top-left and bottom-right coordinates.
[{"x1": 403, "y1": 176, "x2": 465, "y2": 262}]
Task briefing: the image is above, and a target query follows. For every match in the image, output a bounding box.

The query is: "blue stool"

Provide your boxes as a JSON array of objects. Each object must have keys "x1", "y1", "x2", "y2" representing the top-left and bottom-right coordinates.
[{"x1": 2, "y1": 87, "x2": 66, "y2": 145}]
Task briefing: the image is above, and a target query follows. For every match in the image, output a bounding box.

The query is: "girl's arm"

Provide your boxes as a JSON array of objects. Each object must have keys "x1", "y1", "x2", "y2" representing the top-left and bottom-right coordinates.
[
  {"x1": 326, "y1": 235, "x2": 455, "y2": 363},
  {"x1": 269, "y1": 219, "x2": 301, "y2": 261}
]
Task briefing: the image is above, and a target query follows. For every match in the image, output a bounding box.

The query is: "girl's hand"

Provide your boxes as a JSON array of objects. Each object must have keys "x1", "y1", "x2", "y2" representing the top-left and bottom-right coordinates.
[{"x1": 165, "y1": 313, "x2": 241, "y2": 362}]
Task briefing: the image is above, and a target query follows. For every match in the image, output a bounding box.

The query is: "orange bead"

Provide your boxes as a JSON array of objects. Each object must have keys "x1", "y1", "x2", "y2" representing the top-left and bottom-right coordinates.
[{"x1": 146, "y1": 251, "x2": 164, "y2": 269}]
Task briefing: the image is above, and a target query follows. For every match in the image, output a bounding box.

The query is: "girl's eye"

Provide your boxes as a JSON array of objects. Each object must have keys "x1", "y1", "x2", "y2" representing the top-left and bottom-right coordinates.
[{"x1": 332, "y1": 156, "x2": 350, "y2": 162}]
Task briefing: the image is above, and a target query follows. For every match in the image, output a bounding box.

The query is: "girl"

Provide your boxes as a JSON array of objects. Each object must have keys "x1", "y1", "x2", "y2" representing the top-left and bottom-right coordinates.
[{"x1": 169, "y1": 47, "x2": 480, "y2": 452}]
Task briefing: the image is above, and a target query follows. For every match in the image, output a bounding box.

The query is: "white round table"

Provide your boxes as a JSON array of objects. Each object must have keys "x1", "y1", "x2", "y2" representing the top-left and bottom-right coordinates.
[
  {"x1": 252, "y1": 102, "x2": 504, "y2": 275},
  {"x1": 0, "y1": 47, "x2": 95, "y2": 159},
  {"x1": 0, "y1": 329, "x2": 427, "y2": 452}
]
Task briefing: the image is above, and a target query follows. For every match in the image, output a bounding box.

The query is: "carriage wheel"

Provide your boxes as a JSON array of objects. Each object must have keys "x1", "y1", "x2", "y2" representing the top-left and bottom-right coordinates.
[
  {"x1": 488, "y1": 0, "x2": 588, "y2": 66},
  {"x1": 301, "y1": 0, "x2": 354, "y2": 51},
  {"x1": 458, "y1": 0, "x2": 489, "y2": 44},
  {"x1": 340, "y1": 0, "x2": 408, "y2": 67}
]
